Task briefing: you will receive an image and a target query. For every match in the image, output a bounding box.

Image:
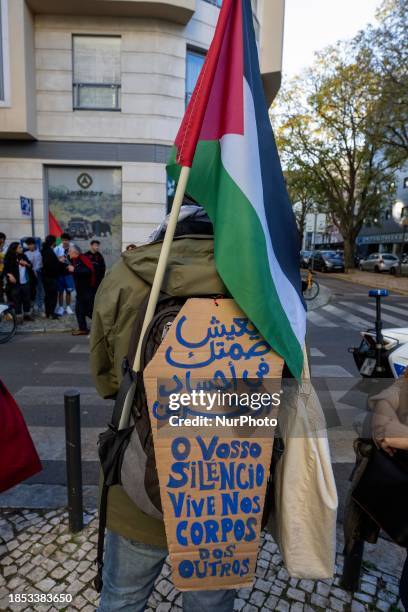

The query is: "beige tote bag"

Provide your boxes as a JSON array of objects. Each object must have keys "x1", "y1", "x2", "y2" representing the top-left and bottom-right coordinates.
[{"x1": 269, "y1": 349, "x2": 338, "y2": 579}]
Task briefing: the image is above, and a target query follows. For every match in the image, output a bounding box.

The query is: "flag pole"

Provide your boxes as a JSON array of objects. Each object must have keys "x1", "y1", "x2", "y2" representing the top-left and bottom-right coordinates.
[{"x1": 118, "y1": 165, "x2": 191, "y2": 430}]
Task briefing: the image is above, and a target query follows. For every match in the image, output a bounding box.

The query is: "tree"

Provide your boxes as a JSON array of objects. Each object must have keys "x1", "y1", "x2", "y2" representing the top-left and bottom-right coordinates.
[
  {"x1": 273, "y1": 42, "x2": 396, "y2": 269},
  {"x1": 358, "y1": 0, "x2": 408, "y2": 164},
  {"x1": 284, "y1": 166, "x2": 319, "y2": 246}
]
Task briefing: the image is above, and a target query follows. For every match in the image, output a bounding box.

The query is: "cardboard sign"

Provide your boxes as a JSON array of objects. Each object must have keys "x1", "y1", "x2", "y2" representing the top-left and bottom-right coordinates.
[{"x1": 144, "y1": 299, "x2": 283, "y2": 591}]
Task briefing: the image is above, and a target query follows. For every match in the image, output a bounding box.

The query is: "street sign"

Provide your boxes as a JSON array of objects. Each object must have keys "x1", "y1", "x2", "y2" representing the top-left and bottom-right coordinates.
[{"x1": 20, "y1": 197, "x2": 33, "y2": 217}]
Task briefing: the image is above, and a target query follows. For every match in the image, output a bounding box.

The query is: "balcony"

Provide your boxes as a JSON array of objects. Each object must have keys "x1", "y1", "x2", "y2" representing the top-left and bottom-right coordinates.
[
  {"x1": 260, "y1": 0, "x2": 285, "y2": 104},
  {"x1": 25, "y1": 0, "x2": 195, "y2": 25}
]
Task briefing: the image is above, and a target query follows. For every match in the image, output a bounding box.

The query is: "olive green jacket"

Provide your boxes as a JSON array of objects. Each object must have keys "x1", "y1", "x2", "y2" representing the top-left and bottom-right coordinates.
[{"x1": 90, "y1": 236, "x2": 225, "y2": 547}]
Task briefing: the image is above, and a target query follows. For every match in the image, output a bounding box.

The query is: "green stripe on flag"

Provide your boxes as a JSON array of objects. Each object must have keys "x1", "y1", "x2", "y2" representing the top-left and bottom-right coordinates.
[{"x1": 168, "y1": 142, "x2": 303, "y2": 379}]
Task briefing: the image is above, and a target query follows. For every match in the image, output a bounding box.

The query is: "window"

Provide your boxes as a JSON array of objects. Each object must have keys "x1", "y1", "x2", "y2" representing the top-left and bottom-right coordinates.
[
  {"x1": 186, "y1": 48, "x2": 206, "y2": 107},
  {"x1": 0, "y1": 0, "x2": 10, "y2": 105},
  {"x1": 73, "y1": 36, "x2": 121, "y2": 111}
]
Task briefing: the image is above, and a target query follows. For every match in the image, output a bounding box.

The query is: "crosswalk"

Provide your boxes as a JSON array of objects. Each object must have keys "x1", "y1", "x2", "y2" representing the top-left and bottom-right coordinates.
[
  {"x1": 307, "y1": 300, "x2": 407, "y2": 330},
  {"x1": 0, "y1": 341, "x2": 112, "y2": 509},
  {"x1": 2, "y1": 299, "x2": 405, "y2": 510}
]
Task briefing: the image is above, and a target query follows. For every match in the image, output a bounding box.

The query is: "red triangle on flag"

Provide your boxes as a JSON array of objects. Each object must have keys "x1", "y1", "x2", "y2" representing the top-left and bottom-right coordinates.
[{"x1": 48, "y1": 211, "x2": 63, "y2": 239}]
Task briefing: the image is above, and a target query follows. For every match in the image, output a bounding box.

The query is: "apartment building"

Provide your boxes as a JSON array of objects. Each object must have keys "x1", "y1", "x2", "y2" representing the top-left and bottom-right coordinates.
[
  {"x1": 357, "y1": 165, "x2": 408, "y2": 257},
  {"x1": 0, "y1": 0, "x2": 285, "y2": 265}
]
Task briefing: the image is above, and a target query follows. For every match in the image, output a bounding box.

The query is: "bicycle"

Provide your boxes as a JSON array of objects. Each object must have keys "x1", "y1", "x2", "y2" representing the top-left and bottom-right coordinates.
[
  {"x1": 302, "y1": 268, "x2": 320, "y2": 301},
  {"x1": 0, "y1": 304, "x2": 17, "y2": 344}
]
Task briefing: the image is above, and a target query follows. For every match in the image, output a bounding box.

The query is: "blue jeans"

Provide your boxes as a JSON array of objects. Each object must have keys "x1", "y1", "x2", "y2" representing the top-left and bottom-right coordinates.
[
  {"x1": 35, "y1": 271, "x2": 44, "y2": 310},
  {"x1": 401, "y1": 552, "x2": 408, "y2": 611},
  {"x1": 98, "y1": 531, "x2": 236, "y2": 612}
]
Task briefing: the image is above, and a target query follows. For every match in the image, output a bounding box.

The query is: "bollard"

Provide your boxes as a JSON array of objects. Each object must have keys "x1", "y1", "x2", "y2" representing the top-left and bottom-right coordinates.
[
  {"x1": 340, "y1": 539, "x2": 364, "y2": 592},
  {"x1": 64, "y1": 389, "x2": 83, "y2": 532}
]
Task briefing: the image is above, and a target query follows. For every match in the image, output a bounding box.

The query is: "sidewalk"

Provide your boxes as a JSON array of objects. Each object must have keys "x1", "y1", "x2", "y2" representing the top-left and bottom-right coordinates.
[
  {"x1": 15, "y1": 314, "x2": 77, "y2": 334},
  {"x1": 0, "y1": 508, "x2": 405, "y2": 611},
  {"x1": 16, "y1": 287, "x2": 331, "y2": 336},
  {"x1": 334, "y1": 270, "x2": 408, "y2": 296}
]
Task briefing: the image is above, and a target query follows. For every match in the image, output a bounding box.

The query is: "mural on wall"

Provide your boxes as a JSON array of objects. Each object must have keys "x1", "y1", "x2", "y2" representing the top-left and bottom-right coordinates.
[{"x1": 47, "y1": 167, "x2": 122, "y2": 268}]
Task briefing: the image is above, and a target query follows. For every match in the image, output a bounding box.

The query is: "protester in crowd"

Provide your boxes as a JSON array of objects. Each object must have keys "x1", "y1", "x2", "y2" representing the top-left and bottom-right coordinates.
[
  {"x1": 90, "y1": 209, "x2": 235, "y2": 612},
  {"x1": 54, "y1": 232, "x2": 75, "y2": 316},
  {"x1": 68, "y1": 246, "x2": 97, "y2": 336},
  {"x1": 3, "y1": 242, "x2": 33, "y2": 324},
  {"x1": 371, "y1": 369, "x2": 408, "y2": 610},
  {"x1": 86, "y1": 240, "x2": 106, "y2": 289},
  {"x1": 41, "y1": 235, "x2": 67, "y2": 319},
  {"x1": 126, "y1": 244, "x2": 137, "y2": 251},
  {"x1": 25, "y1": 238, "x2": 44, "y2": 314},
  {"x1": 0, "y1": 232, "x2": 8, "y2": 304}
]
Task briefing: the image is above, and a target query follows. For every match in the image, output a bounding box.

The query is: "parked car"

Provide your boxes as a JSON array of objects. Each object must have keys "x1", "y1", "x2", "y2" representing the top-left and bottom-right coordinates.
[
  {"x1": 309, "y1": 250, "x2": 345, "y2": 272},
  {"x1": 300, "y1": 250, "x2": 312, "y2": 269},
  {"x1": 390, "y1": 256, "x2": 408, "y2": 276},
  {"x1": 359, "y1": 253, "x2": 400, "y2": 273}
]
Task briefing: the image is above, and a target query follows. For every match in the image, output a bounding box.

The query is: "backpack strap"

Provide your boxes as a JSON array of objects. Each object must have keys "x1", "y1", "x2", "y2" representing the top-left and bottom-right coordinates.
[
  {"x1": 94, "y1": 481, "x2": 108, "y2": 593},
  {"x1": 94, "y1": 362, "x2": 140, "y2": 593},
  {"x1": 110, "y1": 360, "x2": 140, "y2": 429}
]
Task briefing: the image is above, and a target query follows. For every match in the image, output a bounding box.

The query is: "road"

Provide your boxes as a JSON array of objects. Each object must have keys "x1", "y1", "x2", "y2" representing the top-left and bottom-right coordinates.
[
  {"x1": 0, "y1": 274, "x2": 407, "y2": 514},
  {"x1": 0, "y1": 333, "x2": 112, "y2": 507}
]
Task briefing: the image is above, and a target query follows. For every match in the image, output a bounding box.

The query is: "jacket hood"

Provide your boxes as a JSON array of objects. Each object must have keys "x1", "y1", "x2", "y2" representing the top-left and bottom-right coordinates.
[{"x1": 121, "y1": 235, "x2": 226, "y2": 297}]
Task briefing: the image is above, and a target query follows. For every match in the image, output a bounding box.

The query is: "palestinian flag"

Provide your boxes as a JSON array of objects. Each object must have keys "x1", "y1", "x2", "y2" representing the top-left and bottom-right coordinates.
[{"x1": 167, "y1": 0, "x2": 306, "y2": 378}]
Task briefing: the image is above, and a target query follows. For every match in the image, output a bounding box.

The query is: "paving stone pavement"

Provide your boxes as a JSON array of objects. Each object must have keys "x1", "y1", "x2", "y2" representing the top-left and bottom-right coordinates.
[{"x1": 0, "y1": 509, "x2": 405, "y2": 612}]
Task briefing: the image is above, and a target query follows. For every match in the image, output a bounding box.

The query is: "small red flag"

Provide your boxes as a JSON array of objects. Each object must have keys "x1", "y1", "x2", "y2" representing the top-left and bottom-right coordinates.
[{"x1": 48, "y1": 211, "x2": 63, "y2": 238}]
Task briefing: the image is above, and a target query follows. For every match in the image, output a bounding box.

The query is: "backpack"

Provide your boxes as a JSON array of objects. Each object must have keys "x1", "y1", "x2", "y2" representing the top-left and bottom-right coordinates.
[{"x1": 94, "y1": 294, "x2": 218, "y2": 591}]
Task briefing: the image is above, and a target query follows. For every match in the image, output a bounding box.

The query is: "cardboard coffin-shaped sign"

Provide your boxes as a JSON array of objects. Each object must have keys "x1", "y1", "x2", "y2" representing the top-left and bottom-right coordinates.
[{"x1": 144, "y1": 298, "x2": 284, "y2": 591}]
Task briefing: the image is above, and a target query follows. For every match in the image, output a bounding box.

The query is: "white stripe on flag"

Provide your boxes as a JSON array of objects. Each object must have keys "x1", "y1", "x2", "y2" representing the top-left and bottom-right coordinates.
[{"x1": 220, "y1": 78, "x2": 306, "y2": 346}]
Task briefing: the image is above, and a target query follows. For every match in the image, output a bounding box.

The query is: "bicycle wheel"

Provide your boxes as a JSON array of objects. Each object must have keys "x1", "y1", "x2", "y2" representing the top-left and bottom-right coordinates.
[
  {"x1": 0, "y1": 307, "x2": 17, "y2": 344},
  {"x1": 303, "y1": 280, "x2": 320, "y2": 301}
]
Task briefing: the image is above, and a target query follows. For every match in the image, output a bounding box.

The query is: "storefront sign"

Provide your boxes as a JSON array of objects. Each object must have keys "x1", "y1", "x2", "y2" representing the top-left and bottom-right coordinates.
[
  {"x1": 47, "y1": 166, "x2": 122, "y2": 267},
  {"x1": 357, "y1": 232, "x2": 408, "y2": 245}
]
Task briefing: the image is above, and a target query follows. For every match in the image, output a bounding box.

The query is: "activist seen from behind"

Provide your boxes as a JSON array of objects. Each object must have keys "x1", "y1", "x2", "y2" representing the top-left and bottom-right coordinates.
[
  {"x1": 90, "y1": 211, "x2": 234, "y2": 610},
  {"x1": 68, "y1": 246, "x2": 97, "y2": 336},
  {"x1": 89, "y1": 0, "x2": 336, "y2": 608},
  {"x1": 41, "y1": 235, "x2": 68, "y2": 319}
]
